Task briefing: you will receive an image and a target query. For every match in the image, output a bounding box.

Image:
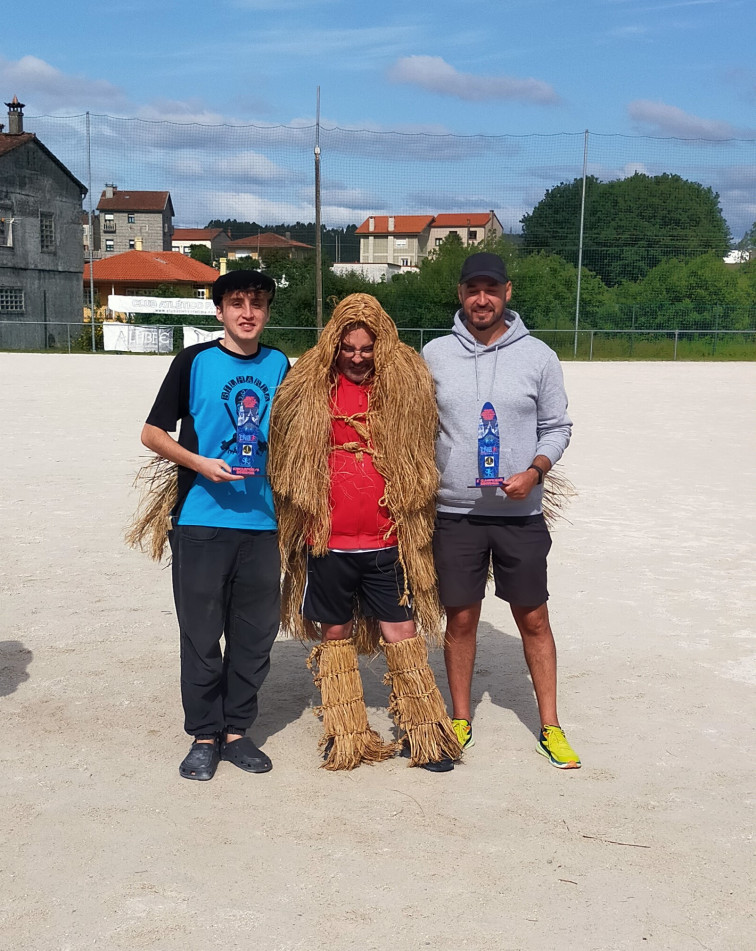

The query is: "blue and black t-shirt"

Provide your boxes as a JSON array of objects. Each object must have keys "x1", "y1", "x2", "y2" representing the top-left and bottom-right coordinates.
[{"x1": 146, "y1": 340, "x2": 289, "y2": 529}]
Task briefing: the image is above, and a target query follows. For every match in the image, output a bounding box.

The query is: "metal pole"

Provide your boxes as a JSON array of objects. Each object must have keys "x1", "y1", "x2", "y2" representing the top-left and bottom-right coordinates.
[
  {"x1": 67, "y1": 323, "x2": 71, "y2": 354},
  {"x1": 589, "y1": 330, "x2": 594, "y2": 361},
  {"x1": 314, "y1": 87, "x2": 323, "y2": 335},
  {"x1": 573, "y1": 129, "x2": 589, "y2": 358},
  {"x1": 86, "y1": 113, "x2": 96, "y2": 352},
  {"x1": 674, "y1": 330, "x2": 679, "y2": 360},
  {"x1": 629, "y1": 306, "x2": 635, "y2": 356}
]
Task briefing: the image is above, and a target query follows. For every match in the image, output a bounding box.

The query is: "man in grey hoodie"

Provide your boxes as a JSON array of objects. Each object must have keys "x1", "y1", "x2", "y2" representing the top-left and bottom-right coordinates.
[{"x1": 422, "y1": 252, "x2": 581, "y2": 769}]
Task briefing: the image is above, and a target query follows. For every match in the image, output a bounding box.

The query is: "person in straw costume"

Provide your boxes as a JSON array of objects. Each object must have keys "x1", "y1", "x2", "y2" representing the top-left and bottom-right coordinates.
[{"x1": 268, "y1": 293, "x2": 461, "y2": 772}]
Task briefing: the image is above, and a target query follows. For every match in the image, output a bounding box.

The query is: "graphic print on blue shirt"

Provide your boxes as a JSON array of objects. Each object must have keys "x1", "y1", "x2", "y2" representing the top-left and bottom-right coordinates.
[{"x1": 179, "y1": 345, "x2": 287, "y2": 528}]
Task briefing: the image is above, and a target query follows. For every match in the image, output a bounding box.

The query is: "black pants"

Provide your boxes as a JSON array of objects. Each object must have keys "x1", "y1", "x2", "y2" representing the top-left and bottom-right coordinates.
[{"x1": 169, "y1": 525, "x2": 281, "y2": 738}]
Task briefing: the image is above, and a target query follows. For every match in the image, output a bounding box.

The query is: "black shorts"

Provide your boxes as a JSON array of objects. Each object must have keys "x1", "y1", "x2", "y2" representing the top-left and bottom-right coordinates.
[
  {"x1": 433, "y1": 513, "x2": 551, "y2": 608},
  {"x1": 302, "y1": 547, "x2": 413, "y2": 625}
]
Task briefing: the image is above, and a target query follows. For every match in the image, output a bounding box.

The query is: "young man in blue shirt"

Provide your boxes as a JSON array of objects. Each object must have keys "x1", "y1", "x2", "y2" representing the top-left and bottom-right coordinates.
[{"x1": 141, "y1": 270, "x2": 289, "y2": 781}]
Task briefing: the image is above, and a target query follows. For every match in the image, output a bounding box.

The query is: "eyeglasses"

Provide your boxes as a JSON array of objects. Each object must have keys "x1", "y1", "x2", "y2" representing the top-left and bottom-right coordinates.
[{"x1": 339, "y1": 346, "x2": 374, "y2": 357}]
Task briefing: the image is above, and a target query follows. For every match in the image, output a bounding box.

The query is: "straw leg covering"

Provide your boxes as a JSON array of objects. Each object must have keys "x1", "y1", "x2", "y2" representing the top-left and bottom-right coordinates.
[
  {"x1": 307, "y1": 638, "x2": 399, "y2": 771},
  {"x1": 382, "y1": 636, "x2": 461, "y2": 767}
]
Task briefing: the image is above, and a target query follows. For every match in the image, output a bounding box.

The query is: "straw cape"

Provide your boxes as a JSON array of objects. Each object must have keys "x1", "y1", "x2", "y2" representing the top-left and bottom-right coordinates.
[{"x1": 268, "y1": 293, "x2": 443, "y2": 655}]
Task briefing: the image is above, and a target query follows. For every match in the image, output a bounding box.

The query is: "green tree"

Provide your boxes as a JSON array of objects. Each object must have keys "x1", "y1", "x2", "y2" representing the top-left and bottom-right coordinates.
[
  {"x1": 737, "y1": 221, "x2": 756, "y2": 252},
  {"x1": 225, "y1": 256, "x2": 262, "y2": 272},
  {"x1": 511, "y1": 252, "x2": 615, "y2": 330},
  {"x1": 521, "y1": 173, "x2": 732, "y2": 286},
  {"x1": 188, "y1": 243, "x2": 211, "y2": 266},
  {"x1": 615, "y1": 253, "x2": 748, "y2": 330}
]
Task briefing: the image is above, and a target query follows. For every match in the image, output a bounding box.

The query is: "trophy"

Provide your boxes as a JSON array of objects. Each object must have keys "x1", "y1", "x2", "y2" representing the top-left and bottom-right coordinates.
[
  {"x1": 470, "y1": 401, "x2": 506, "y2": 487},
  {"x1": 230, "y1": 389, "x2": 264, "y2": 476}
]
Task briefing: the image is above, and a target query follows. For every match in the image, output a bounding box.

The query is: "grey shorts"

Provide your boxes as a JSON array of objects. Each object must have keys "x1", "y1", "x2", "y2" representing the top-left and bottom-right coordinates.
[{"x1": 432, "y1": 513, "x2": 551, "y2": 607}]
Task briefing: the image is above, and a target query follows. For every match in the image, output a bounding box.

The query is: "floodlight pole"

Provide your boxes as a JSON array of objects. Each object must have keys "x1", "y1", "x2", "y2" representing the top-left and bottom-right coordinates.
[
  {"x1": 86, "y1": 112, "x2": 96, "y2": 352},
  {"x1": 573, "y1": 129, "x2": 589, "y2": 357},
  {"x1": 314, "y1": 87, "x2": 323, "y2": 335}
]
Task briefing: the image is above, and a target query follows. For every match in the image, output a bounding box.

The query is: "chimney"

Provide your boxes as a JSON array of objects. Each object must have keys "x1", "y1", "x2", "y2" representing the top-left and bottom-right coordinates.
[
  {"x1": 105, "y1": 184, "x2": 116, "y2": 199},
  {"x1": 368, "y1": 216, "x2": 375, "y2": 233},
  {"x1": 5, "y1": 96, "x2": 25, "y2": 135},
  {"x1": 219, "y1": 257, "x2": 228, "y2": 275},
  {"x1": 285, "y1": 231, "x2": 291, "y2": 241},
  {"x1": 388, "y1": 216, "x2": 395, "y2": 232}
]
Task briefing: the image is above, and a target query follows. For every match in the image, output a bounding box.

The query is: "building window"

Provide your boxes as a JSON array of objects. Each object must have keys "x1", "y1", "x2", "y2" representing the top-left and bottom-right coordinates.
[
  {"x1": 195, "y1": 288, "x2": 207, "y2": 299},
  {"x1": 394, "y1": 238, "x2": 407, "y2": 248},
  {"x1": 400, "y1": 258, "x2": 410, "y2": 267},
  {"x1": 129, "y1": 239, "x2": 136, "y2": 250},
  {"x1": 40, "y1": 213, "x2": 55, "y2": 251},
  {"x1": 0, "y1": 287, "x2": 24, "y2": 311},
  {"x1": 105, "y1": 239, "x2": 115, "y2": 252},
  {"x1": 127, "y1": 214, "x2": 136, "y2": 224},
  {"x1": 103, "y1": 214, "x2": 116, "y2": 233},
  {"x1": 469, "y1": 230, "x2": 477, "y2": 240},
  {"x1": 435, "y1": 237, "x2": 443, "y2": 246},
  {"x1": 0, "y1": 208, "x2": 13, "y2": 248}
]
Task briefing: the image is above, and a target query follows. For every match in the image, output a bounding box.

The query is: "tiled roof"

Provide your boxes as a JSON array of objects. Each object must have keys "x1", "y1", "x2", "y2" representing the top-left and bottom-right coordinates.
[
  {"x1": 432, "y1": 214, "x2": 493, "y2": 227},
  {"x1": 97, "y1": 190, "x2": 173, "y2": 213},
  {"x1": 84, "y1": 250, "x2": 219, "y2": 284},
  {"x1": 172, "y1": 228, "x2": 227, "y2": 241},
  {"x1": 0, "y1": 132, "x2": 35, "y2": 157},
  {"x1": 355, "y1": 215, "x2": 434, "y2": 235},
  {"x1": 227, "y1": 232, "x2": 313, "y2": 249}
]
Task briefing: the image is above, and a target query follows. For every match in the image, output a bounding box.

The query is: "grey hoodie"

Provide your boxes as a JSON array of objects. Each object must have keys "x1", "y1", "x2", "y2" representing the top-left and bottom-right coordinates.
[{"x1": 422, "y1": 309, "x2": 572, "y2": 517}]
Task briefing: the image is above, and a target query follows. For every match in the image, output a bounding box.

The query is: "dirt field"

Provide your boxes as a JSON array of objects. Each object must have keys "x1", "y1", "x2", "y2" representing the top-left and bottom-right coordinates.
[{"x1": 1, "y1": 354, "x2": 754, "y2": 951}]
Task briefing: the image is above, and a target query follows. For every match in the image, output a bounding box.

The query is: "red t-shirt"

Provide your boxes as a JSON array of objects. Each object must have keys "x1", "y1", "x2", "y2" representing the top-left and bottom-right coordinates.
[{"x1": 328, "y1": 374, "x2": 397, "y2": 549}]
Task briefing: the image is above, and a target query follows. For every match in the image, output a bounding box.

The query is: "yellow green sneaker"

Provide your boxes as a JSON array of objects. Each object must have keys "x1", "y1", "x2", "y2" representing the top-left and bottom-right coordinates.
[
  {"x1": 537, "y1": 725, "x2": 581, "y2": 769},
  {"x1": 452, "y1": 718, "x2": 474, "y2": 750}
]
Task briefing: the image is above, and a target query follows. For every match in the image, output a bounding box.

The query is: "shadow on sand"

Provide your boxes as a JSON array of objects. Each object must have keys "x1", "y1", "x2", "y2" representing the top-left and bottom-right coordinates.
[
  {"x1": 250, "y1": 623, "x2": 540, "y2": 747},
  {"x1": 0, "y1": 640, "x2": 33, "y2": 697}
]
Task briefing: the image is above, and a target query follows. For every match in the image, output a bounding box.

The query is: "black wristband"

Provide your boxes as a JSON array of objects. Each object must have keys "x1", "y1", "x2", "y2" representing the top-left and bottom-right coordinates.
[{"x1": 527, "y1": 464, "x2": 544, "y2": 485}]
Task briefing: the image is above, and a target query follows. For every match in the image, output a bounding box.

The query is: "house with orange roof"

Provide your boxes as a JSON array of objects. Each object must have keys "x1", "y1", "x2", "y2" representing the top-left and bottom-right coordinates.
[
  {"x1": 97, "y1": 185, "x2": 174, "y2": 255},
  {"x1": 355, "y1": 212, "x2": 503, "y2": 267},
  {"x1": 355, "y1": 215, "x2": 434, "y2": 267},
  {"x1": 429, "y1": 212, "x2": 502, "y2": 251},
  {"x1": 83, "y1": 250, "x2": 219, "y2": 302},
  {"x1": 225, "y1": 232, "x2": 314, "y2": 267},
  {"x1": 172, "y1": 228, "x2": 230, "y2": 259}
]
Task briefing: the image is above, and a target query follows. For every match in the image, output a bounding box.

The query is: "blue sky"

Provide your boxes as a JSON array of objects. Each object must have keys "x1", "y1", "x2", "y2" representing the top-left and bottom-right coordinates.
[{"x1": 3, "y1": 0, "x2": 755, "y2": 236}]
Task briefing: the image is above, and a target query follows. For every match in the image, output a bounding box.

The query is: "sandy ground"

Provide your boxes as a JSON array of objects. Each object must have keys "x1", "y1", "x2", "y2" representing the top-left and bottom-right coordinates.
[{"x1": 1, "y1": 354, "x2": 754, "y2": 951}]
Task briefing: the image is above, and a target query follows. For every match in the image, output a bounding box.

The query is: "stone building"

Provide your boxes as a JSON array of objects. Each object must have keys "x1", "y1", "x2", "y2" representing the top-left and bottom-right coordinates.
[
  {"x1": 97, "y1": 185, "x2": 174, "y2": 255},
  {"x1": 0, "y1": 96, "x2": 87, "y2": 349}
]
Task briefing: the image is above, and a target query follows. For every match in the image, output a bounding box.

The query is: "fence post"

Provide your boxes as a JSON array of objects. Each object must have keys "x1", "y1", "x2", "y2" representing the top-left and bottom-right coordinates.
[
  {"x1": 67, "y1": 323, "x2": 71, "y2": 353},
  {"x1": 419, "y1": 328, "x2": 424, "y2": 351},
  {"x1": 674, "y1": 331, "x2": 679, "y2": 361},
  {"x1": 589, "y1": 330, "x2": 594, "y2": 361}
]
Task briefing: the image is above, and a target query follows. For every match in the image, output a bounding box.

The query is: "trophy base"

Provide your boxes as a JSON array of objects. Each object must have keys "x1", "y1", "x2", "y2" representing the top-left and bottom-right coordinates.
[{"x1": 231, "y1": 467, "x2": 261, "y2": 477}]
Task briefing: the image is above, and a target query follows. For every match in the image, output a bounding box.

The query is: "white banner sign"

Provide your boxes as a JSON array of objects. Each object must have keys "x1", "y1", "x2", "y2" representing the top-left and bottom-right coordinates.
[
  {"x1": 108, "y1": 295, "x2": 216, "y2": 316},
  {"x1": 103, "y1": 322, "x2": 174, "y2": 353},
  {"x1": 183, "y1": 326, "x2": 224, "y2": 347}
]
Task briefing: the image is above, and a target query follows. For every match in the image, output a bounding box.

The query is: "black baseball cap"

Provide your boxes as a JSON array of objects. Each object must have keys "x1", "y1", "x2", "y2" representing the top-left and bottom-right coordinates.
[
  {"x1": 458, "y1": 252, "x2": 508, "y2": 285},
  {"x1": 212, "y1": 269, "x2": 276, "y2": 306}
]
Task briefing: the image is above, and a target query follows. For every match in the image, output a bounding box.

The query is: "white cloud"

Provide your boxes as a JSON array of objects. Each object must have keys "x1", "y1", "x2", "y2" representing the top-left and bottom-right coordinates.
[
  {"x1": 0, "y1": 56, "x2": 128, "y2": 113},
  {"x1": 628, "y1": 100, "x2": 756, "y2": 139},
  {"x1": 388, "y1": 56, "x2": 561, "y2": 106}
]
